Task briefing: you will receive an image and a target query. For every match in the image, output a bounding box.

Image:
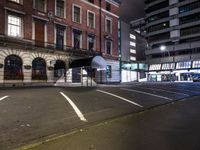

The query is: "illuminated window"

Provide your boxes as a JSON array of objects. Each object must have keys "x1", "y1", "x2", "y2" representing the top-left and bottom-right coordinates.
[
  {"x1": 130, "y1": 49, "x2": 136, "y2": 54},
  {"x1": 176, "y1": 62, "x2": 191, "y2": 69},
  {"x1": 130, "y1": 56, "x2": 136, "y2": 61},
  {"x1": 149, "y1": 64, "x2": 161, "y2": 71},
  {"x1": 8, "y1": 15, "x2": 22, "y2": 37},
  {"x1": 106, "y1": 65, "x2": 112, "y2": 78},
  {"x1": 10, "y1": 0, "x2": 21, "y2": 3},
  {"x1": 162, "y1": 63, "x2": 175, "y2": 70},
  {"x1": 130, "y1": 34, "x2": 136, "y2": 39},
  {"x1": 193, "y1": 61, "x2": 200, "y2": 68},
  {"x1": 130, "y1": 41, "x2": 136, "y2": 47}
]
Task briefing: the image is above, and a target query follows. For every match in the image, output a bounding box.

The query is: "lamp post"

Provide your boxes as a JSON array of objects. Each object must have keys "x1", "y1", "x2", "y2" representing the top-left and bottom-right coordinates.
[{"x1": 160, "y1": 45, "x2": 172, "y2": 81}]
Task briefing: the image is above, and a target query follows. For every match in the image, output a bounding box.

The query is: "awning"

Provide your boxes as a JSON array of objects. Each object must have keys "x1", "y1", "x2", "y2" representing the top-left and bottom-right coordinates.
[{"x1": 69, "y1": 56, "x2": 107, "y2": 70}]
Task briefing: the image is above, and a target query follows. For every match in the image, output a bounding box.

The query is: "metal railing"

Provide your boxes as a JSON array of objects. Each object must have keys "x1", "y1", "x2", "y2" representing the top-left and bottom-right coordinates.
[{"x1": 0, "y1": 36, "x2": 99, "y2": 57}]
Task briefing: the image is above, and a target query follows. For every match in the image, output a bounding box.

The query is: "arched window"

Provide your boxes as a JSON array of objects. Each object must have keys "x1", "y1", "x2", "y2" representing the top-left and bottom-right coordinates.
[
  {"x1": 54, "y1": 60, "x2": 65, "y2": 78},
  {"x1": 4, "y1": 55, "x2": 23, "y2": 80},
  {"x1": 32, "y1": 57, "x2": 47, "y2": 80}
]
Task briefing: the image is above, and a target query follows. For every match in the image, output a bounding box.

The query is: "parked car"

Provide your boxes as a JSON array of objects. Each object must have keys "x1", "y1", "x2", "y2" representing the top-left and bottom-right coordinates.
[{"x1": 193, "y1": 76, "x2": 200, "y2": 82}]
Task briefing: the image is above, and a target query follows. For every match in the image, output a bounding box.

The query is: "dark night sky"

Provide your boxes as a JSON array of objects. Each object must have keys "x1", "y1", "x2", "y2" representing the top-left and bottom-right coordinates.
[{"x1": 119, "y1": 0, "x2": 145, "y2": 23}]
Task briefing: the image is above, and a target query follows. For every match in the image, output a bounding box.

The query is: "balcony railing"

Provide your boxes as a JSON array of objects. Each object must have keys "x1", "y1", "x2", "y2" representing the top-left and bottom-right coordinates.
[{"x1": 0, "y1": 36, "x2": 98, "y2": 57}]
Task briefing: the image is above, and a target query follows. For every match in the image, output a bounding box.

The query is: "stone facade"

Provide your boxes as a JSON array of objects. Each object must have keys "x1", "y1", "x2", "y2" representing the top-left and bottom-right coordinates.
[{"x1": 0, "y1": 0, "x2": 120, "y2": 85}]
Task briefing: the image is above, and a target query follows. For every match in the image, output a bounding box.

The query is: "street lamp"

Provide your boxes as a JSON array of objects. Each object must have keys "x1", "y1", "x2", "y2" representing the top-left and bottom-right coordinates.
[
  {"x1": 160, "y1": 45, "x2": 166, "y2": 51},
  {"x1": 160, "y1": 45, "x2": 170, "y2": 59},
  {"x1": 160, "y1": 45, "x2": 173, "y2": 81}
]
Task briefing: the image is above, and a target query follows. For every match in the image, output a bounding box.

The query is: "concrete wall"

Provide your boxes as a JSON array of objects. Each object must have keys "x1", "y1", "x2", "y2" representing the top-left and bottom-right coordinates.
[{"x1": 121, "y1": 21, "x2": 130, "y2": 62}]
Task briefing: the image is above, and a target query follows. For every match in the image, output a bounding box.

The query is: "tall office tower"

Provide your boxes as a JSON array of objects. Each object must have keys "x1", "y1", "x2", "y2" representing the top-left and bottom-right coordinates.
[{"x1": 145, "y1": 0, "x2": 200, "y2": 81}]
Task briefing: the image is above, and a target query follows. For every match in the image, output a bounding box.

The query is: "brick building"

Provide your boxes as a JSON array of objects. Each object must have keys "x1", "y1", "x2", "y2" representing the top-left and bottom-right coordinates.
[{"x1": 0, "y1": 0, "x2": 120, "y2": 86}]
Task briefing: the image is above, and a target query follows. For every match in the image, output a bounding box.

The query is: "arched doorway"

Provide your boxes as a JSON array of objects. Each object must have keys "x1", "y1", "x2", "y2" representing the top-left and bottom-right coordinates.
[
  {"x1": 54, "y1": 60, "x2": 66, "y2": 78},
  {"x1": 32, "y1": 57, "x2": 47, "y2": 80},
  {"x1": 4, "y1": 55, "x2": 23, "y2": 80}
]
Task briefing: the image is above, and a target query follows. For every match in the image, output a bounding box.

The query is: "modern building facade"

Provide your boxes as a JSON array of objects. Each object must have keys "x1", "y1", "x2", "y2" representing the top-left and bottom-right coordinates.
[
  {"x1": 145, "y1": 0, "x2": 200, "y2": 81},
  {"x1": 120, "y1": 20, "x2": 147, "y2": 82},
  {"x1": 0, "y1": 0, "x2": 120, "y2": 86}
]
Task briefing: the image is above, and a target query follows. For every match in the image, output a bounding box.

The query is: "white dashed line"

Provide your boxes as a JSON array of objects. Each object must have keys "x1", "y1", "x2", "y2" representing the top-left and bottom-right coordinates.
[
  {"x1": 121, "y1": 88, "x2": 173, "y2": 101},
  {"x1": 0, "y1": 96, "x2": 9, "y2": 101},
  {"x1": 140, "y1": 87, "x2": 190, "y2": 97},
  {"x1": 60, "y1": 92, "x2": 87, "y2": 122},
  {"x1": 96, "y1": 89, "x2": 143, "y2": 108}
]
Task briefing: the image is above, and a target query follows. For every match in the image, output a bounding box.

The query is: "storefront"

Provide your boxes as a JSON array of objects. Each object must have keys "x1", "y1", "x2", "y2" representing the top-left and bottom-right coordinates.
[
  {"x1": 148, "y1": 61, "x2": 200, "y2": 82},
  {"x1": 121, "y1": 63, "x2": 147, "y2": 82}
]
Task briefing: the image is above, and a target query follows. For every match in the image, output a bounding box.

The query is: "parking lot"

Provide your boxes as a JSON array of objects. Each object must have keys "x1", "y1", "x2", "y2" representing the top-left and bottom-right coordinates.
[{"x1": 0, "y1": 82, "x2": 200, "y2": 149}]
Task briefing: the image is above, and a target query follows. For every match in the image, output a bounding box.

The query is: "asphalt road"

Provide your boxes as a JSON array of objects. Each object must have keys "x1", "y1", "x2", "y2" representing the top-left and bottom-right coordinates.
[{"x1": 0, "y1": 82, "x2": 200, "y2": 150}]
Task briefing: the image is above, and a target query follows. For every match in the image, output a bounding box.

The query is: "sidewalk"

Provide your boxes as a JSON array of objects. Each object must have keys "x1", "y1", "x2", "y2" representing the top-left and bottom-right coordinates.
[{"x1": 18, "y1": 95, "x2": 200, "y2": 150}]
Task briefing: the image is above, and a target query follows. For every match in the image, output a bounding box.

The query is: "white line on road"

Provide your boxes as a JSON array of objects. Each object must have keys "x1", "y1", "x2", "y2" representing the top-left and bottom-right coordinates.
[
  {"x1": 140, "y1": 87, "x2": 190, "y2": 97},
  {"x1": 96, "y1": 89, "x2": 143, "y2": 108},
  {"x1": 0, "y1": 96, "x2": 9, "y2": 101},
  {"x1": 159, "y1": 87, "x2": 200, "y2": 93},
  {"x1": 60, "y1": 92, "x2": 87, "y2": 122},
  {"x1": 121, "y1": 88, "x2": 173, "y2": 101}
]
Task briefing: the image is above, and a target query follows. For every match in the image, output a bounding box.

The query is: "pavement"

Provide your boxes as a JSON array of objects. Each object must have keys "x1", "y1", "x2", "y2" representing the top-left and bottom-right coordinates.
[
  {"x1": 0, "y1": 82, "x2": 200, "y2": 150},
  {"x1": 24, "y1": 95, "x2": 200, "y2": 150}
]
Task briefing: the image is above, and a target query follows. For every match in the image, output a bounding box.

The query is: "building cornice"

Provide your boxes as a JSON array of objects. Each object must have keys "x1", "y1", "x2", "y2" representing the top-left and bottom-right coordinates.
[
  {"x1": 4, "y1": 7, "x2": 26, "y2": 15},
  {"x1": 32, "y1": 15, "x2": 49, "y2": 22},
  {"x1": 106, "y1": 0, "x2": 120, "y2": 8}
]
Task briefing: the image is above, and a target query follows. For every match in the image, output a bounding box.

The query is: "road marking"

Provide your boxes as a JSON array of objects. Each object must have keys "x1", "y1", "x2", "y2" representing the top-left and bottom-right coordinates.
[
  {"x1": 121, "y1": 88, "x2": 173, "y2": 101},
  {"x1": 140, "y1": 87, "x2": 190, "y2": 97},
  {"x1": 159, "y1": 87, "x2": 200, "y2": 93},
  {"x1": 60, "y1": 92, "x2": 87, "y2": 122},
  {"x1": 0, "y1": 96, "x2": 9, "y2": 101},
  {"x1": 96, "y1": 89, "x2": 143, "y2": 108}
]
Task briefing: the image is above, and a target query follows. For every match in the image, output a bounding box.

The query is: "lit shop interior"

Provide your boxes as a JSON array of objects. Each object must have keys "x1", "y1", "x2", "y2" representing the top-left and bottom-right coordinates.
[{"x1": 148, "y1": 61, "x2": 200, "y2": 82}]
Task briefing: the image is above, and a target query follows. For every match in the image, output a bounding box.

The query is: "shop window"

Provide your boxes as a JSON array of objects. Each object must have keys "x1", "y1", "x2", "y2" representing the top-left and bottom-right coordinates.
[
  {"x1": 193, "y1": 61, "x2": 200, "y2": 68},
  {"x1": 176, "y1": 61, "x2": 191, "y2": 69},
  {"x1": 162, "y1": 63, "x2": 175, "y2": 70},
  {"x1": 32, "y1": 57, "x2": 47, "y2": 80},
  {"x1": 4, "y1": 55, "x2": 23, "y2": 80},
  {"x1": 149, "y1": 64, "x2": 161, "y2": 71},
  {"x1": 54, "y1": 60, "x2": 65, "y2": 78},
  {"x1": 106, "y1": 65, "x2": 112, "y2": 78}
]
